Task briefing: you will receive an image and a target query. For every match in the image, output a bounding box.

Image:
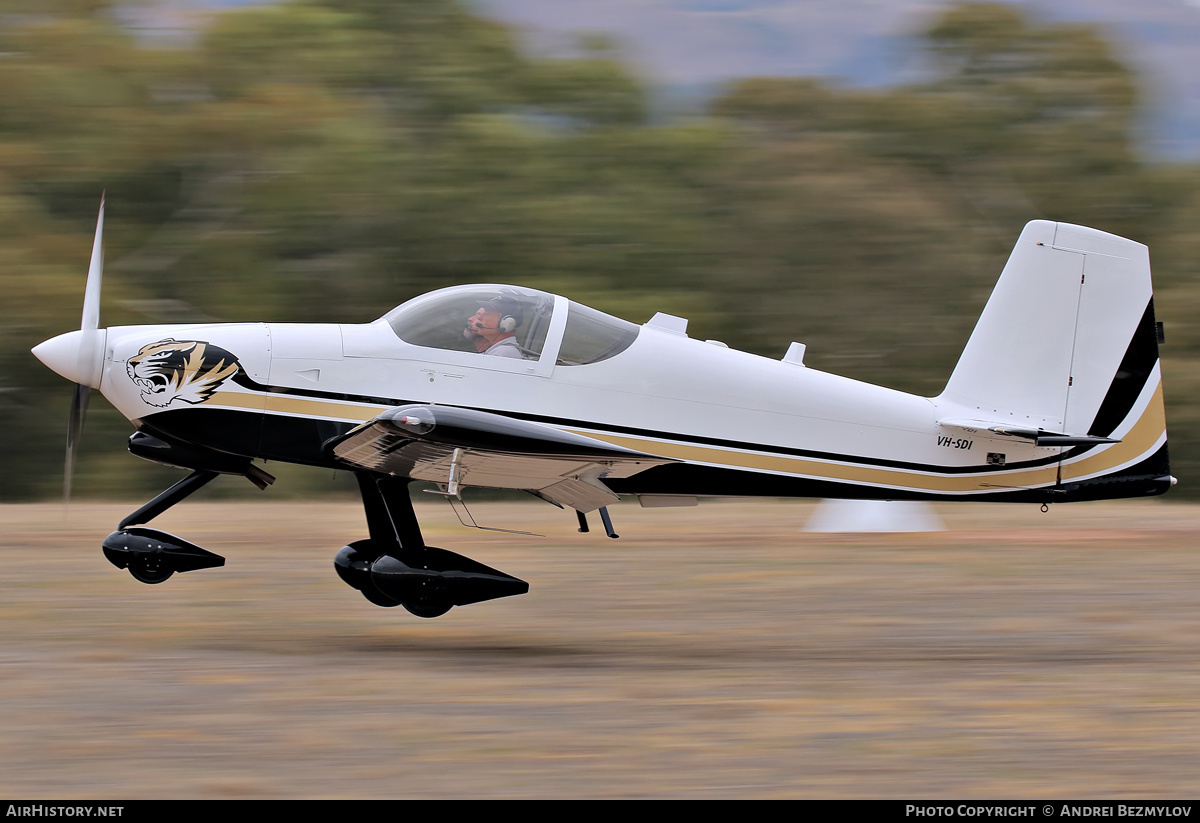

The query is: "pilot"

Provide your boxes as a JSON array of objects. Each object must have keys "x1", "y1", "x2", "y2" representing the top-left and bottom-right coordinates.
[{"x1": 464, "y1": 295, "x2": 525, "y2": 358}]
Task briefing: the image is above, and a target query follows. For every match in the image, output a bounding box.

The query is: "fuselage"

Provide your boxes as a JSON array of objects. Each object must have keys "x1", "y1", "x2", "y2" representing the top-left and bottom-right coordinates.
[{"x1": 76, "y1": 283, "x2": 1168, "y2": 504}]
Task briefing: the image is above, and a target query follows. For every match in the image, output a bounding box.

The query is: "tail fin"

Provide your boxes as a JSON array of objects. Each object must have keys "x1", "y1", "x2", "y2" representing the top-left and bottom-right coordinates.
[{"x1": 938, "y1": 220, "x2": 1171, "y2": 498}]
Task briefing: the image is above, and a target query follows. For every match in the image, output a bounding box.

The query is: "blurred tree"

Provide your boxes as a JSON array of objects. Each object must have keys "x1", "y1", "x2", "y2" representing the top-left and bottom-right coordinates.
[
  {"x1": 706, "y1": 2, "x2": 1183, "y2": 394},
  {"x1": 170, "y1": 0, "x2": 714, "y2": 328},
  {"x1": 2, "y1": 1, "x2": 1198, "y2": 500},
  {"x1": 0, "y1": 0, "x2": 722, "y2": 498},
  {"x1": 909, "y1": 2, "x2": 1163, "y2": 238},
  {"x1": 0, "y1": 0, "x2": 192, "y2": 499}
]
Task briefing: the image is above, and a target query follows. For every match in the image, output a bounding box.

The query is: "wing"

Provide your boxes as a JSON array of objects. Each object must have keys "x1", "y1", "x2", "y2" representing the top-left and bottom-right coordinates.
[{"x1": 327, "y1": 404, "x2": 674, "y2": 512}]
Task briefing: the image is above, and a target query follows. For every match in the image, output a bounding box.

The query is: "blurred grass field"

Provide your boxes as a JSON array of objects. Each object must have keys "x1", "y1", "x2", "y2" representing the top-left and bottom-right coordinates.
[{"x1": 1, "y1": 497, "x2": 1198, "y2": 798}]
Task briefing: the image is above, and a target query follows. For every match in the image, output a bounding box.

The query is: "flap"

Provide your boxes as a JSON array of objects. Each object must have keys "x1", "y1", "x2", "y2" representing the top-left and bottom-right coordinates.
[{"x1": 327, "y1": 404, "x2": 674, "y2": 512}]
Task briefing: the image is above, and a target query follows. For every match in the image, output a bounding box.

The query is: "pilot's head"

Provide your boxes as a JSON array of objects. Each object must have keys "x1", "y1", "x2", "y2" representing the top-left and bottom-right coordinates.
[{"x1": 464, "y1": 295, "x2": 523, "y2": 350}]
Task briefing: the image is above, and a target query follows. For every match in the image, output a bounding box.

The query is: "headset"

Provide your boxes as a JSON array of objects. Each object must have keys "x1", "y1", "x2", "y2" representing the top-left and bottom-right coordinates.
[
  {"x1": 468, "y1": 315, "x2": 517, "y2": 333},
  {"x1": 465, "y1": 309, "x2": 519, "y2": 338}
]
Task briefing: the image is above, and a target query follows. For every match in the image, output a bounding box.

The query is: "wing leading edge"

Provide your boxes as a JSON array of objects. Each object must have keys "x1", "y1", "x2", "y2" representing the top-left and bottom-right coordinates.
[{"x1": 327, "y1": 405, "x2": 674, "y2": 512}]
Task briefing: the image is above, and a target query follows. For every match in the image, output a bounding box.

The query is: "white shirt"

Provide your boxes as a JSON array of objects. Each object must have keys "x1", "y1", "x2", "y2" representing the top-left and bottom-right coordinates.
[{"x1": 484, "y1": 337, "x2": 524, "y2": 359}]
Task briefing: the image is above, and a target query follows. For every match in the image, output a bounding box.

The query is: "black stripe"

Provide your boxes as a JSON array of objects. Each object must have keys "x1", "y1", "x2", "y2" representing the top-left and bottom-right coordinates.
[
  {"x1": 230, "y1": 373, "x2": 1069, "y2": 475},
  {"x1": 1088, "y1": 298, "x2": 1160, "y2": 438},
  {"x1": 232, "y1": 372, "x2": 405, "y2": 407},
  {"x1": 605, "y1": 444, "x2": 1173, "y2": 503},
  {"x1": 141, "y1": 406, "x2": 1171, "y2": 501},
  {"x1": 464, "y1": 406, "x2": 1071, "y2": 474}
]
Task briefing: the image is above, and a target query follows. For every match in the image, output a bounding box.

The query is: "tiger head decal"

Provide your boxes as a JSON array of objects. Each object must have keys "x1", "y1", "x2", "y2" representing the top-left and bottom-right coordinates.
[{"x1": 126, "y1": 339, "x2": 240, "y2": 408}]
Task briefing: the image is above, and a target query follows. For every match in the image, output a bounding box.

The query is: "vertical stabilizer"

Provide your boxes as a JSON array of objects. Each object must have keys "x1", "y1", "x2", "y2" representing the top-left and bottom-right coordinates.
[{"x1": 938, "y1": 220, "x2": 1169, "y2": 495}]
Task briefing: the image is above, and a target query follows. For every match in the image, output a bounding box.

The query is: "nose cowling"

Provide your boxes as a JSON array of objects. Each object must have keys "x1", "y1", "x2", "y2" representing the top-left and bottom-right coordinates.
[{"x1": 32, "y1": 328, "x2": 106, "y2": 388}]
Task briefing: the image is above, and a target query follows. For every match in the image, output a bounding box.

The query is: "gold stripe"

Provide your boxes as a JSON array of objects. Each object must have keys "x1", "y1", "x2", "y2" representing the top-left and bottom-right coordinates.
[
  {"x1": 205, "y1": 391, "x2": 263, "y2": 412},
  {"x1": 1061, "y1": 380, "x2": 1165, "y2": 481},
  {"x1": 207, "y1": 390, "x2": 382, "y2": 421},
  {"x1": 572, "y1": 379, "x2": 1166, "y2": 494},
  {"x1": 202, "y1": 378, "x2": 1166, "y2": 495},
  {"x1": 574, "y1": 430, "x2": 1057, "y2": 492}
]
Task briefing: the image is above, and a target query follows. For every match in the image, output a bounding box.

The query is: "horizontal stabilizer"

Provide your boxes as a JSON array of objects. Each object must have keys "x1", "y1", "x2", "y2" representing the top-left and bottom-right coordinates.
[{"x1": 938, "y1": 417, "x2": 1120, "y2": 447}]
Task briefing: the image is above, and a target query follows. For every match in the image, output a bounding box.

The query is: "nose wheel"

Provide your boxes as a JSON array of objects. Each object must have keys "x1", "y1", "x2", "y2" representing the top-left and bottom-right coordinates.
[
  {"x1": 401, "y1": 600, "x2": 453, "y2": 619},
  {"x1": 102, "y1": 468, "x2": 274, "y2": 585},
  {"x1": 127, "y1": 558, "x2": 174, "y2": 585}
]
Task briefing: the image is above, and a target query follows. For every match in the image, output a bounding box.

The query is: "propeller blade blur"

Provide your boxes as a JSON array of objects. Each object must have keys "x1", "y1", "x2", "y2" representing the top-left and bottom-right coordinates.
[{"x1": 65, "y1": 383, "x2": 90, "y2": 502}]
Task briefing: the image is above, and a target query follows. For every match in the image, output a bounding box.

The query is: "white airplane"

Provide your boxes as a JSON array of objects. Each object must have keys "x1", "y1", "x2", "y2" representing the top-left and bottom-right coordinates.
[{"x1": 33, "y1": 199, "x2": 1173, "y2": 617}]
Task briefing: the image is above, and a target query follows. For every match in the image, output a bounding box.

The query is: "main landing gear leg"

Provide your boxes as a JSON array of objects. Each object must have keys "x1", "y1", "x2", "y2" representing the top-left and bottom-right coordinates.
[
  {"x1": 101, "y1": 469, "x2": 227, "y2": 584},
  {"x1": 334, "y1": 474, "x2": 528, "y2": 617}
]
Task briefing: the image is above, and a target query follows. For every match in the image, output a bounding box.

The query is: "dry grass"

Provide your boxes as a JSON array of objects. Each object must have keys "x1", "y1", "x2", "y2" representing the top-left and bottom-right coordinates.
[{"x1": 1, "y1": 497, "x2": 1198, "y2": 798}]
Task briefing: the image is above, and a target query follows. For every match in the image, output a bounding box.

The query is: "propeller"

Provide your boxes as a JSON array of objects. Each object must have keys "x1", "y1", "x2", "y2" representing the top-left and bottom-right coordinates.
[
  {"x1": 66, "y1": 195, "x2": 106, "y2": 500},
  {"x1": 32, "y1": 195, "x2": 106, "y2": 501}
]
